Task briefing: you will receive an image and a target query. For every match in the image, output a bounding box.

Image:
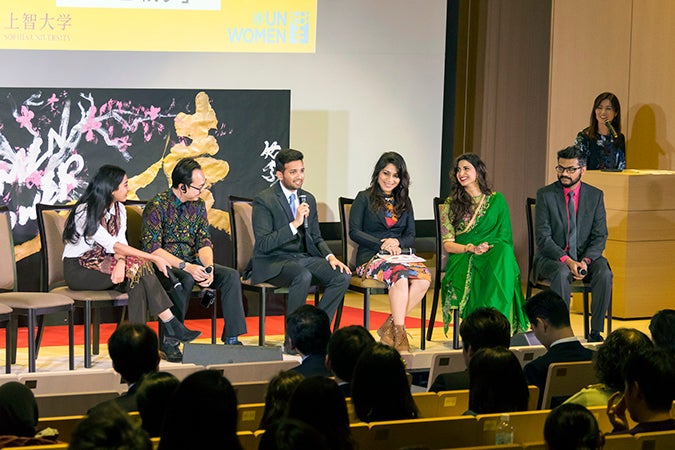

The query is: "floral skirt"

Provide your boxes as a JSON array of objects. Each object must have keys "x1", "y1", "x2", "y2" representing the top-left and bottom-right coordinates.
[{"x1": 356, "y1": 256, "x2": 431, "y2": 288}]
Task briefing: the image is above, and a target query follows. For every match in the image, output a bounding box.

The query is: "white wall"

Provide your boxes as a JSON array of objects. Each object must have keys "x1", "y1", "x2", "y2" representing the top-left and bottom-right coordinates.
[{"x1": 0, "y1": 0, "x2": 446, "y2": 220}]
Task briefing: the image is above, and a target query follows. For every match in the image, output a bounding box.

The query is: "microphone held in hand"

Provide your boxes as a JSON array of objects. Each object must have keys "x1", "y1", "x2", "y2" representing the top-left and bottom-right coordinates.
[
  {"x1": 167, "y1": 270, "x2": 182, "y2": 290},
  {"x1": 579, "y1": 268, "x2": 587, "y2": 276},
  {"x1": 604, "y1": 120, "x2": 619, "y2": 139},
  {"x1": 298, "y1": 194, "x2": 309, "y2": 228}
]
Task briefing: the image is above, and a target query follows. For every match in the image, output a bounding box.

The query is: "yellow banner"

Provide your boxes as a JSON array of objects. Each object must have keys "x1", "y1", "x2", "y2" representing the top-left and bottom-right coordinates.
[{"x1": 0, "y1": 0, "x2": 317, "y2": 52}]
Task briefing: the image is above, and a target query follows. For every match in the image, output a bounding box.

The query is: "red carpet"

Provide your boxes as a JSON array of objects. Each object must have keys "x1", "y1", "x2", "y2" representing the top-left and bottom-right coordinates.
[{"x1": 1, "y1": 306, "x2": 444, "y2": 348}]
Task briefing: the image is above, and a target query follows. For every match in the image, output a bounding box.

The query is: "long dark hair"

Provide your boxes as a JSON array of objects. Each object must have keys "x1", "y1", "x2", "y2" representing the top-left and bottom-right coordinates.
[
  {"x1": 468, "y1": 347, "x2": 529, "y2": 414},
  {"x1": 351, "y1": 343, "x2": 418, "y2": 422},
  {"x1": 447, "y1": 153, "x2": 491, "y2": 230},
  {"x1": 588, "y1": 92, "x2": 621, "y2": 140},
  {"x1": 63, "y1": 165, "x2": 126, "y2": 244},
  {"x1": 367, "y1": 151, "x2": 411, "y2": 217}
]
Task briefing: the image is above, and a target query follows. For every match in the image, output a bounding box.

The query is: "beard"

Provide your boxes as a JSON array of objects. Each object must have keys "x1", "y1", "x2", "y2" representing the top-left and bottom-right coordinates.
[{"x1": 558, "y1": 173, "x2": 581, "y2": 187}]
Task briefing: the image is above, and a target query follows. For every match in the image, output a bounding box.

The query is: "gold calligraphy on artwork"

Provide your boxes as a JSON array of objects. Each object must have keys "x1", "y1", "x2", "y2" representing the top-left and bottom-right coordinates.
[{"x1": 127, "y1": 91, "x2": 231, "y2": 234}]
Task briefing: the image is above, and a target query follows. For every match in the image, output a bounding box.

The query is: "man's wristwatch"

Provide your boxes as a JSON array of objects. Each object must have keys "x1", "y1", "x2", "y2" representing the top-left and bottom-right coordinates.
[{"x1": 178, "y1": 261, "x2": 186, "y2": 270}]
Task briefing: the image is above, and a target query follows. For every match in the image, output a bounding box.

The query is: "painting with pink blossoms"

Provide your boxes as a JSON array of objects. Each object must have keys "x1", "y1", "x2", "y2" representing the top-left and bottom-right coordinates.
[{"x1": 0, "y1": 88, "x2": 289, "y2": 289}]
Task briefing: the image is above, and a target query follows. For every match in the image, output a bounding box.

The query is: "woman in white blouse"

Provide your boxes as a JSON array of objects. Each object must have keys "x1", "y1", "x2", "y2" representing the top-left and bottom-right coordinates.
[{"x1": 62, "y1": 165, "x2": 200, "y2": 349}]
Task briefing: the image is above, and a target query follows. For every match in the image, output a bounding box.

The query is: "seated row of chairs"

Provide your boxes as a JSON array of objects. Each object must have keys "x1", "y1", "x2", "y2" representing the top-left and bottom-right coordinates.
[{"x1": 31, "y1": 408, "x2": 675, "y2": 450}]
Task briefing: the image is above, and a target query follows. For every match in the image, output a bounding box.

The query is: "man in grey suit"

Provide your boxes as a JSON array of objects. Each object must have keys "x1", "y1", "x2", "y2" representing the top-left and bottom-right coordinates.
[
  {"x1": 533, "y1": 145, "x2": 612, "y2": 342},
  {"x1": 251, "y1": 148, "x2": 351, "y2": 323}
]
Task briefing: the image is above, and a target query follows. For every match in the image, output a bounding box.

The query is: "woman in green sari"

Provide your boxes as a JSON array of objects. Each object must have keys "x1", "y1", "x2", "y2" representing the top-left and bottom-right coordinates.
[{"x1": 440, "y1": 153, "x2": 527, "y2": 335}]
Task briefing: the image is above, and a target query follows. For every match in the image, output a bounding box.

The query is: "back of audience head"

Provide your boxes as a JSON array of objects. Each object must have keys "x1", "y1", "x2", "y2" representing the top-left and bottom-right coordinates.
[
  {"x1": 108, "y1": 323, "x2": 160, "y2": 384},
  {"x1": 260, "y1": 371, "x2": 305, "y2": 431},
  {"x1": 135, "y1": 372, "x2": 179, "y2": 437},
  {"x1": 649, "y1": 309, "x2": 675, "y2": 352},
  {"x1": 286, "y1": 305, "x2": 331, "y2": 356},
  {"x1": 460, "y1": 307, "x2": 510, "y2": 359},
  {"x1": 69, "y1": 402, "x2": 151, "y2": 450},
  {"x1": 524, "y1": 291, "x2": 571, "y2": 329},
  {"x1": 158, "y1": 370, "x2": 242, "y2": 450},
  {"x1": 351, "y1": 343, "x2": 418, "y2": 422},
  {"x1": 259, "y1": 418, "x2": 330, "y2": 450},
  {"x1": 623, "y1": 347, "x2": 675, "y2": 417},
  {"x1": 286, "y1": 376, "x2": 353, "y2": 450},
  {"x1": 0, "y1": 382, "x2": 39, "y2": 437},
  {"x1": 326, "y1": 325, "x2": 376, "y2": 382},
  {"x1": 595, "y1": 328, "x2": 652, "y2": 392},
  {"x1": 544, "y1": 403, "x2": 604, "y2": 450},
  {"x1": 468, "y1": 347, "x2": 529, "y2": 415}
]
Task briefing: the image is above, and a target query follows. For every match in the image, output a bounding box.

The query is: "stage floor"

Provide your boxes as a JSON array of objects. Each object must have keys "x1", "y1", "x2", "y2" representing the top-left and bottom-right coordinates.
[{"x1": 1, "y1": 290, "x2": 651, "y2": 374}]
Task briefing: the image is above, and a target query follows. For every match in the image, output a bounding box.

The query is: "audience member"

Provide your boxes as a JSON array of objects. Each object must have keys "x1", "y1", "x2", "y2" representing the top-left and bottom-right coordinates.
[
  {"x1": 286, "y1": 376, "x2": 354, "y2": 450},
  {"x1": 0, "y1": 382, "x2": 58, "y2": 448},
  {"x1": 260, "y1": 371, "x2": 305, "y2": 431},
  {"x1": 649, "y1": 309, "x2": 675, "y2": 352},
  {"x1": 523, "y1": 290, "x2": 593, "y2": 406},
  {"x1": 544, "y1": 403, "x2": 604, "y2": 450},
  {"x1": 136, "y1": 372, "x2": 180, "y2": 437},
  {"x1": 466, "y1": 347, "x2": 529, "y2": 415},
  {"x1": 429, "y1": 307, "x2": 510, "y2": 392},
  {"x1": 326, "y1": 325, "x2": 376, "y2": 397},
  {"x1": 286, "y1": 305, "x2": 332, "y2": 377},
  {"x1": 251, "y1": 148, "x2": 351, "y2": 325},
  {"x1": 533, "y1": 145, "x2": 612, "y2": 342},
  {"x1": 158, "y1": 370, "x2": 242, "y2": 450},
  {"x1": 90, "y1": 323, "x2": 160, "y2": 414},
  {"x1": 141, "y1": 157, "x2": 247, "y2": 360},
  {"x1": 607, "y1": 348, "x2": 675, "y2": 435},
  {"x1": 565, "y1": 328, "x2": 652, "y2": 407},
  {"x1": 258, "y1": 418, "x2": 330, "y2": 450},
  {"x1": 69, "y1": 402, "x2": 151, "y2": 450},
  {"x1": 351, "y1": 343, "x2": 418, "y2": 422}
]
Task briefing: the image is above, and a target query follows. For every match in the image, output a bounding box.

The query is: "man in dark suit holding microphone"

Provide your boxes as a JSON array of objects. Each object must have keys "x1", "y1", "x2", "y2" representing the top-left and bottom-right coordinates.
[
  {"x1": 532, "y1": 145, "x2": 612, "y2": 342},
  {"x1": 251, "y1": 148, "x2": 351, "y2": 324}
]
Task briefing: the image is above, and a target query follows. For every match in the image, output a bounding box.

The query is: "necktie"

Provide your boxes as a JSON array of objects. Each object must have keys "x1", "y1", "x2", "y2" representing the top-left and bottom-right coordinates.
[
  {"x1": 568, "y1": 191, "x2": 578, "y2": 260},
  {"x1": 289, "y1": 193, "x2": 297, "y2": 217}
]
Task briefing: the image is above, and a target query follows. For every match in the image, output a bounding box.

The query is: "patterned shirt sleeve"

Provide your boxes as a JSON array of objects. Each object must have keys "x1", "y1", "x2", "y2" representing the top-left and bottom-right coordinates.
[{"x1": 439, "y1": 201, "x2": 456, "y2": 242}]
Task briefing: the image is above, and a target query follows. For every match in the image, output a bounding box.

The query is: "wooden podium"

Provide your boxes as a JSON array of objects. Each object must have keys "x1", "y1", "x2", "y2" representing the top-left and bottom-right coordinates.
[{"x1": 583, "y1": 169, "x2": 675, "y2": 318}]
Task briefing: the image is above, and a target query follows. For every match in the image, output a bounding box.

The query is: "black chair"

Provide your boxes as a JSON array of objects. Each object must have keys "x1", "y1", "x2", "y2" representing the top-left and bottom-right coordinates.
[
  {"x1": 425, "y1": 197, "x2": 460, "y2": 348},
  {"x1": 525, "y1": 197, "x2": 612, "y2": 339},
  {"x1": 0, "y1": 303, "x2": 12, "y2": 373},
  {"x1": 0, "y1": 206, "x2": 75, "y2": 372},
  {"x1": 338, "y1": 197, "x2": 426, "y2": 350}
]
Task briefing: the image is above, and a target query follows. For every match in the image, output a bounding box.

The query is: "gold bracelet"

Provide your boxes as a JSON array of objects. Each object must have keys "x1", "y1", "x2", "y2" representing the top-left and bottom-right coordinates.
[{"x1": 116, "y1": 257, "x2": 126, "y2": 261}]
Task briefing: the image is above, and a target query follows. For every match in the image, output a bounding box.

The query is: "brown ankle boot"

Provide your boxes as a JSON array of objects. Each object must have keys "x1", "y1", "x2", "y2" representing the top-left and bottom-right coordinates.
[
  {"x1": 393, "y1": 325, "x2": 410, "y2": 353},
  {"x1": 377, "y1": 315, "x2": 394, "y2": 346}
]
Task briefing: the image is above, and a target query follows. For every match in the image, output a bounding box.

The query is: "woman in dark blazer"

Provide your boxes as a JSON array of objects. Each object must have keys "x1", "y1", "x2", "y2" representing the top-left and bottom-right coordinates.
[{"x1": 349, "y1": 152, "x2": 431, "y2": 352}]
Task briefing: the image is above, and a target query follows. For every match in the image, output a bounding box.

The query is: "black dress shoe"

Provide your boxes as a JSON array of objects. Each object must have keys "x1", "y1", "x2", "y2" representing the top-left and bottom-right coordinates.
[
  {"x1": 160, "y1": 340, "x2": 183, "y2": 363},
  {"x1": 161, "y1": 317, "x2": 201, "y2": 343},
  {"x1": 588, "y1": 331, "x2": 604, "y2": 343}
]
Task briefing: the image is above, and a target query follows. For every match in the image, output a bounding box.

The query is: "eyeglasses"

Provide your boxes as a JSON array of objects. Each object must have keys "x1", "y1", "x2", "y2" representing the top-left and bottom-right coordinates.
[
  {"x1": 189, "y1": 183, "x2": 210, "y2": 193},
  {"x1": 555, "y1": 165, "x2": 582, "y2": 175}
]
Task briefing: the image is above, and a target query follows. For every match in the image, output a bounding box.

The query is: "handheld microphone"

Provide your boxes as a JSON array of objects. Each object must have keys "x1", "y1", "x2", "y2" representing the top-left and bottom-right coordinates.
[
  {"x1": 167, "y1": 270, "x2": 182, "y2": 290},
  {"x1": 579, "y1": 268, "x2": 587, "y2": 276},
  {"x1": 604, "y1": 120, "x2": 619, "y2": 139},
  {"x1": 298, "y1": 194, "x2": 309, "y2": 228}
]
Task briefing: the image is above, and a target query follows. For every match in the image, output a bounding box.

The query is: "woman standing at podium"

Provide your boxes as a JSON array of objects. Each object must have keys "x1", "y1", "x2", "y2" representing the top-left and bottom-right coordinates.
[
  {"x1": 440, "y1": 153, "x2": 528, "y2": 335},
  {"x1": 575, "y1": 92, "x2": 626, "y2": 170}
]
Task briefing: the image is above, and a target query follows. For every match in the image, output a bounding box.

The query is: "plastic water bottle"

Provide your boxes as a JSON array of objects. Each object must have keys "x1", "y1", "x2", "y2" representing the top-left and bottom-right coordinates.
[{"x1": 495, "y1": 414, "x2": 514, "y2": 444}]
